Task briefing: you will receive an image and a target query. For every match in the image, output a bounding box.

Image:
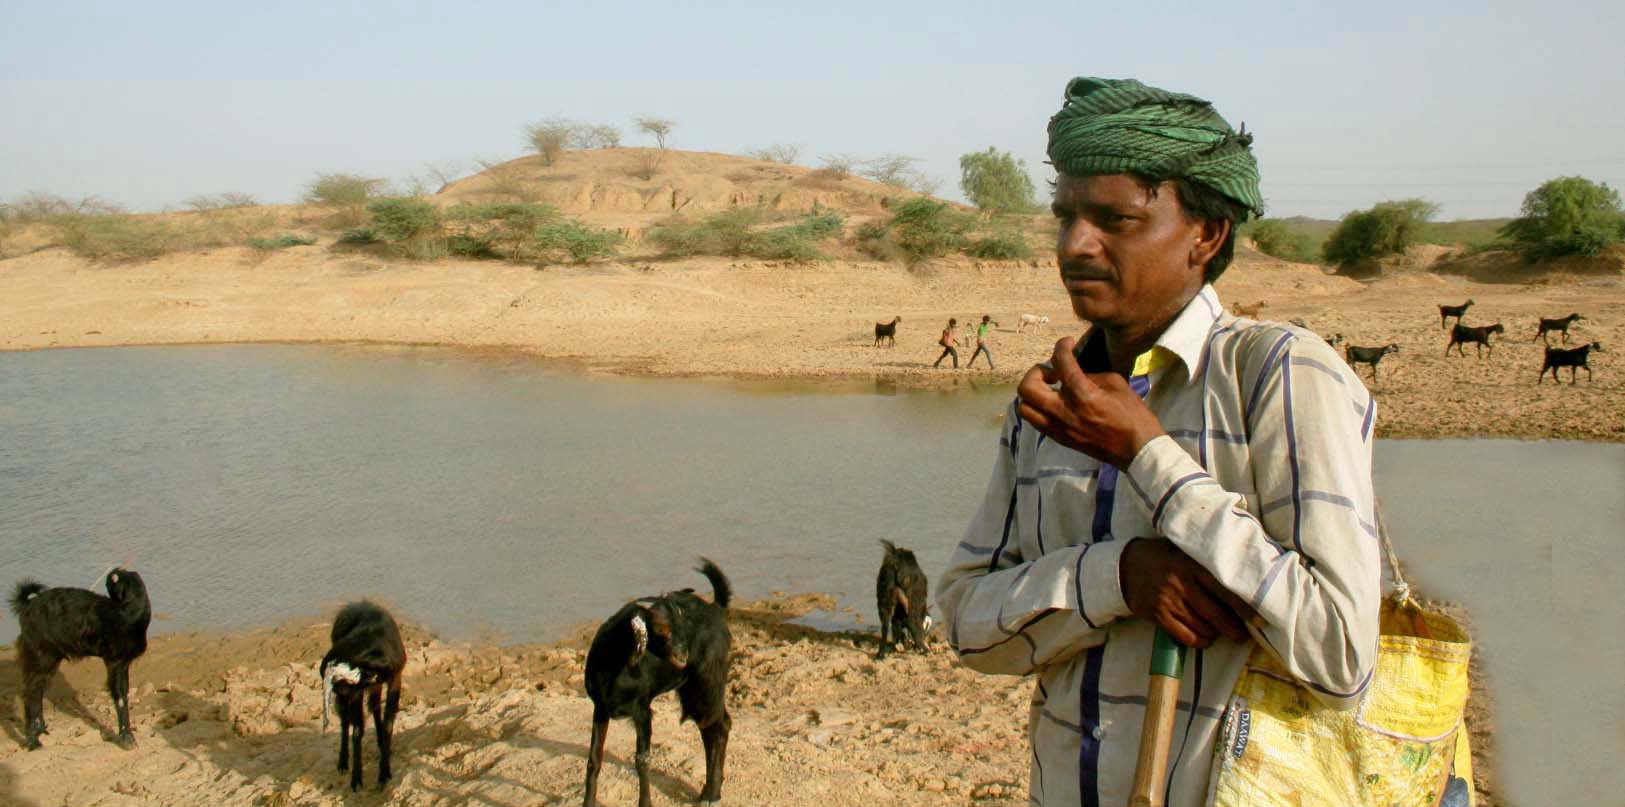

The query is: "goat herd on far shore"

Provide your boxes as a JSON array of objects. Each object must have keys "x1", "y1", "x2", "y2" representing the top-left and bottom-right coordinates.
[
  {"x1": 7, "y1": 541, "x2": 934, "y2": 805},
  {"x1": 874, "y1": 299, "x2": 1604, "y2": 384}
]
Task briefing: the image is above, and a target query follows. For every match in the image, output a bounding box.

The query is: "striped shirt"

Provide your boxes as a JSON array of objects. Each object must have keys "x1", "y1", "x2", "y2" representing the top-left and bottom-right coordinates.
[{"x1": 935, "y1": 285, "x2": 1381, "y2": 807}]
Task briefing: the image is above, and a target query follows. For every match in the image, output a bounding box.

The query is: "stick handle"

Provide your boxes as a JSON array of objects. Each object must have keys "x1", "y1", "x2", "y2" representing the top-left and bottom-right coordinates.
[{"x1": 1129, "y1": 629, "x2": 1187, "y2": 807}]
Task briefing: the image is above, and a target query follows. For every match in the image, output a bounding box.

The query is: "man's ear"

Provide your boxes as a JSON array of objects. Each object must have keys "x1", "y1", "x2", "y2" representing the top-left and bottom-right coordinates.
[{"x1": 1190, "y1": 218, "x2": 1230, "y2": 275}]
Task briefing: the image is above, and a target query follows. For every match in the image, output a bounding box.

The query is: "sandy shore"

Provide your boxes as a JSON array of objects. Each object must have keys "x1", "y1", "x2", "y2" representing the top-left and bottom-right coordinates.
[
  {"x1": 0, "y1": 594, "x2": 1498, "y2": 807},
  {"x1": 3, "y1": 246, "x2": 1621, "y2": 442}
]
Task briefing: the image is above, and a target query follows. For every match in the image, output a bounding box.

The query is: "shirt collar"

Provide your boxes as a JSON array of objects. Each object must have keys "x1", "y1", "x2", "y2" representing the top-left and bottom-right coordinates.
[
  {"x1": 1153, "y1": 284, "x2": 1223, "y2": 382},
  {"x1": 1076, "y1": 285, "x2": 1222, "y2": 381}
]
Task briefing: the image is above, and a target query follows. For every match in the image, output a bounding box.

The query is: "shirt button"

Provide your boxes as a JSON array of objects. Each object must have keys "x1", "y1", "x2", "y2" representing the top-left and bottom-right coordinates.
[{"x1": 1092, "y1": 721, "x2": 1110, "y2": 740}]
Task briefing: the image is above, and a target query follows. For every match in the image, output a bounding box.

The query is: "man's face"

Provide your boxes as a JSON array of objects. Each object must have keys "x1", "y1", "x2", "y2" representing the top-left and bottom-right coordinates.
[{"x1": 1052, "y1": 173, "x2": 1206, "y2": 328}]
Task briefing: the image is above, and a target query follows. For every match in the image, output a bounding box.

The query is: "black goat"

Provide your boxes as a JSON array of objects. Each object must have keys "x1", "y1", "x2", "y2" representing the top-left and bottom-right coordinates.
[
  {"x1": 1540, "y1": 341, "x2": 1603, "y2": 384},
  {"x1": 1534, "y1": 313, "x2": 1585, "y2": 344},
  {"x1": 10, "y1": 568, "x2": 151, "y2": 750},
  {"x1": 875, "y1": 540, "x2": 931, "y2": 657},
  {"x1": 1344, "y1": 343, "x2": 1401, "y2": 381},
  {"x1": 874, "y1": 316, "x2": 901, "y2": 347},
  {"x1": 585, "y1": 560, "x2": 733, "y2": 807},
  {"x1": 320, "y1": 601, "x2": 406, "y2": 792},
  {"x1": 1438, "y1": 299, "x2": 1474, "y2": 330},
  {"x1": 1447, "y1": 322, "x2": 1505, "y2": 358}
]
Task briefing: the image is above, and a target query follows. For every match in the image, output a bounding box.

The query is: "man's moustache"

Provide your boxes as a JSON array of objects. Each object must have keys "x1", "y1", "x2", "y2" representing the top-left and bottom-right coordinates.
[{"x1": 1060, "y1": 263, "x2": 1112, "y2": 282}]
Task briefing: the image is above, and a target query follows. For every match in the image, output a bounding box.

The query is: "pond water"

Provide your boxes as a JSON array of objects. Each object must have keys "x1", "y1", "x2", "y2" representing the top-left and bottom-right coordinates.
[{"x1": 2, "y1": 344, "x2": 1619, "y2": 805}]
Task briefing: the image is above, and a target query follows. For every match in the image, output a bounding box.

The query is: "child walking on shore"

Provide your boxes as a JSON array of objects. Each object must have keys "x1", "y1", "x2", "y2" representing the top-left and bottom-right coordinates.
[
  {"x1": 933, "y1": 318, "x2": 959, "y2": 368},
  {"x1": 967, "y1": 315, "x2": 996, "y2": 368}
]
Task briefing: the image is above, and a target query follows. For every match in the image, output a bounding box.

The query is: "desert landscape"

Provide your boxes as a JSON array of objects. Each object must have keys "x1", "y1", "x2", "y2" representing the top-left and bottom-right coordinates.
[{"x1": 3, "y1": 148, "x2": 1618, "y2": 807}]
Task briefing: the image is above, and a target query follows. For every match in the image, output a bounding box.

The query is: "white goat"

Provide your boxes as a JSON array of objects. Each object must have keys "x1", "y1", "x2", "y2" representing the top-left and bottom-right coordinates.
[{"x1": 1018, "y1": 313, "x2": 1050, "y2": 332}]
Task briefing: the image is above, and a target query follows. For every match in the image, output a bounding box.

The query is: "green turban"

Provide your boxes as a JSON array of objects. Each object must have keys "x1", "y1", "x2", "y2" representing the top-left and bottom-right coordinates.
[{"x1": 1047, "y1": 76, "x2": 1264, "y2": 220}]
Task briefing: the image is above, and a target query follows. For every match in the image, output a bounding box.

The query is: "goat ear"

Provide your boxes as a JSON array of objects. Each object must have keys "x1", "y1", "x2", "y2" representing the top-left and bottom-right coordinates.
[{"x1": 628, "y1": 613, "x2": 649, "y2": 662}]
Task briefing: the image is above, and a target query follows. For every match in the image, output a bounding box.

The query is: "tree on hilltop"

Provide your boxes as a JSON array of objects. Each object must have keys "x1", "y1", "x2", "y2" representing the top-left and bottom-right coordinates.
[
  {"x1": 1499, "y1": 176, "x2": 1625, "y2": 259},
  {"x1": 525, "y1": 119, "x2": 574, "y2": 166},
  {"x1": 633, "y1": 116, "x2": 676, "y2": 150},
  {"x1": 959, "y1": 147, "x2": 1036, "y2": 213}
]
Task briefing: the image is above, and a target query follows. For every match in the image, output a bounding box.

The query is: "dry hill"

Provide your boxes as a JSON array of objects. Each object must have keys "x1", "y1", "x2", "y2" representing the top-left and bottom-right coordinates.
[{"x1": 437, "y1": 148, "x2": 925, "y2": 232}]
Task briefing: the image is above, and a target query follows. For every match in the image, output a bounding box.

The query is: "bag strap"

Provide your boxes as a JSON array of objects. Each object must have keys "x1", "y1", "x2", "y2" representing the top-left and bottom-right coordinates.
[{"x1": 1373, "y1": 499, "x2": 1412, "y2": 605}]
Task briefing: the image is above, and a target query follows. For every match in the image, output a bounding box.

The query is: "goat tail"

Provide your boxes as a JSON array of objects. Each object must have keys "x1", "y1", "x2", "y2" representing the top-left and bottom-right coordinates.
[
  {"x1": 10, "y1": 580, "x2": 46, "y2": 617},
  {"x1": 695, "y1": 558, "x2": 731, "y2": 611}
]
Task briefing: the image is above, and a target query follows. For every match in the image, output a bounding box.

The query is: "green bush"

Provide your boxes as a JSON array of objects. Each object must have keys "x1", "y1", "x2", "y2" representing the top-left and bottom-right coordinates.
[
  {"x1": 1246, "y1": 219, "x2": 1317, "y2": 263},
  {"x1": 52, "y1": 214, "x2": 178, "y2": 262},
  {"x1": 444, "y1": 202, "x2": 559, "y2": 227},
  {"x1": 447, "y1": 233, "x2": 498, "y2": 258},
  {"x1": 337, "y1": 227, "x2": 379, "y2": 245},
  {"x1": 303, "y1": 173, "x2": 386, "y2": 226},
  {"x1": 881, "y1": 198, "x2": 972, "y2": 265},
  {"x1": 648, "y1": 208, "x2": 841, "y2": 261},
  {"x1": 532, "y1": 220, "x2": 624, "y2": 264},
  {"x1": 1322, "y1": 198, "x2": 1438, "y2": 267},
  {"x1": 366, "y1": 198, "x2": 442, "y2": 242},
  {"x1": 964, "y1": 229, "x2": 1034, "y2": 260},
  {"x1": 247, "y1": 233, "x2": 317, "y2": 250},
  {"x1": 960, "y1": 147, "x2": 1036, "y2": 213},
  {"x1": 1499, "y1": 176, "x2": 1625, "y2": 259}
]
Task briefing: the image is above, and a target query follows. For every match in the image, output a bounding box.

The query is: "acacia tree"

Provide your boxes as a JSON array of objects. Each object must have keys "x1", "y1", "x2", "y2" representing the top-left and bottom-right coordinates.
[
  {"x1": 633, "y1": 116, "x2": 675, "y2": 149},
  {"x1": 524, "y1": 119, "x2": 574, "y2": 165},
  {"x1": 1499, "y1": 176, "x2": 1625, "y2": 259},
  {"x1": 959, "y1": 147, "x2": 1036, "y2": 213},
  {"x1": 303, "y1": 173, "x2": 387, "y2": 225}
]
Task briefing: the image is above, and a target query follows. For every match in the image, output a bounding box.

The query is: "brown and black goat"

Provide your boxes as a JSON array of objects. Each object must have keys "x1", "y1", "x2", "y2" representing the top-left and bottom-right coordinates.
[
  {"x1": 320, "y1": 601, "x2": 405, "y2": 792},
  {"x1": 876, "y1": 540, "x2": 931, "y2": 657},
  {"x1": 1540, "y1": 341, "x2": 1603, "y2": 384},
  {"x1": 1534, "y1": 313, "x2": 1586, "y2": 344},
  {"x1": 584, "y1": 560, "x2": 732, "y2": 807},
  {"x1": 10, "y1": 568, "x2": 151, "y2": 750},
  {"x1": 1438, "y1": 299, "x2": 1474, "y2": 330},
  {"x1": 1447, "y1": 322, "x2": 1505, "y2": 358},
  {"x1": 874, "y1": 316, "x2": 902, "y2": 347}
]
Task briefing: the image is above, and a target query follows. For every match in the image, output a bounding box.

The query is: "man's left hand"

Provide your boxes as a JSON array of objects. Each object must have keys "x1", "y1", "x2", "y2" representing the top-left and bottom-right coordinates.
[{"x1": 1015, "y1": 336, "x2": 1166, "y2": 468}]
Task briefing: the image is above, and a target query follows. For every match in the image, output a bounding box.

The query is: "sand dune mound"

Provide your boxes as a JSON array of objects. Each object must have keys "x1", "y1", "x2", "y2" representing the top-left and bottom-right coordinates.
[{"x1": 438, "y1": 149, "x2": 920, "y2": 229}]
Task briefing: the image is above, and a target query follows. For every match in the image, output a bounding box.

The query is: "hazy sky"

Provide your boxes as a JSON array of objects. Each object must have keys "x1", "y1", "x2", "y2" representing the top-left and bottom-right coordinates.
[{"x1": 4, "y1": 0, "x2": 1622, "y2": 220}]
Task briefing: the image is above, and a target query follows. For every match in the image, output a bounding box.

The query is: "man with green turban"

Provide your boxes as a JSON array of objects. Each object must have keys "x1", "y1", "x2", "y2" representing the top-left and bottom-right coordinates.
[{"x1": 938, "y1": 78, "x2": 1381, "y2": 807}]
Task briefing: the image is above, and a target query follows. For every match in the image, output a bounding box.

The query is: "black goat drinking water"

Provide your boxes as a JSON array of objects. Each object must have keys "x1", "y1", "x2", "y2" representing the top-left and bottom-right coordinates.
[
  {"x1": 1540, "y1": 341, "x2": 1603, "y2": 384},
  {"x1": 874, "y1": 315, "x2": 901, "y2": 347},
  {"x1": 1438, "y1": 299, "x2": 1474, "y2": 330},
  {"x1": 875, "y1": 540, "x2": 931, "y2": 657},
  {"x1": 320, "y1": 601, "x2": 406, "y2": 792},
  {"x1": 10, "y1": 568, "x2": 151, "y2": 750},
  {"x1": 1534, "y1": 312, "x2": 1586, "y2": 344},
  {"x1": 1447, "y1": 322, "x2": 1505, "y2": 358},
  {"x1": 1344, "y1": 343, "x2": 1401, "y2": 381},
  {"x1": 585, "y1": 560, "x2": 732, "y2": 807}
]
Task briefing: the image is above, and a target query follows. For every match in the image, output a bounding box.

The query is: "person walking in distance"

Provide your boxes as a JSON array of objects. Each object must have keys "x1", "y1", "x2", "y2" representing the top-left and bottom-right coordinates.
[
  {"x1": 934, "y1": 318, "x2": 960, "y2": 368},
  {"x1": 968, "y1": 314, "x2": 997, "y2": 368}
]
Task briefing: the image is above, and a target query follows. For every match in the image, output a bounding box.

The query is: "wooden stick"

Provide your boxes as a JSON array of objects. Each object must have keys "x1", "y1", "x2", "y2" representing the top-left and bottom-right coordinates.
[{"x1": 1129, "y1": 629, "x2": 1187, "y2": 807}]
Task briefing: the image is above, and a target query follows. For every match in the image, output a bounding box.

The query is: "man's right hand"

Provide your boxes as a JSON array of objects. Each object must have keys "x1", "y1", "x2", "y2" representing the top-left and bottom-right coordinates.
[{"x1": 1119, "y1": 538, "x2": 1257, "y2": 648}]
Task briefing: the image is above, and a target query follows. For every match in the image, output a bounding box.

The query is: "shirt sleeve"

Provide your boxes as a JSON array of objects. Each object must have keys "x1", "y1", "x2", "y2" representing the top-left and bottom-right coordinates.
[
  {"x1": 1122, "y1": 331, "x2": 1381, "y2": 709},
  {"x1": 935, "y1": 399, "x2": 1131, "y2": 677}
]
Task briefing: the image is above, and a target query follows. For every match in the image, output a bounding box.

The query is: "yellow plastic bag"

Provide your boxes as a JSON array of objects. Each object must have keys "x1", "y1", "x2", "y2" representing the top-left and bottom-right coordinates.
[{"x1": 1207, "y1": 516, "x2": 1476, "y2": 807}]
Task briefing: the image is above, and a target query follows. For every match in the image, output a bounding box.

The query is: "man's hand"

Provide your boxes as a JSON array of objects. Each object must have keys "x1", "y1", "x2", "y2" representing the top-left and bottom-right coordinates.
[
  {"x1": 1120, "y1": 539, "x2": 1258, "y2": 648},
  {"x1": 1015, "y1": 336, "x2": 1166, "y2": 468}
]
